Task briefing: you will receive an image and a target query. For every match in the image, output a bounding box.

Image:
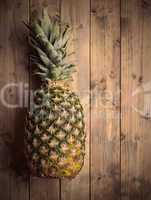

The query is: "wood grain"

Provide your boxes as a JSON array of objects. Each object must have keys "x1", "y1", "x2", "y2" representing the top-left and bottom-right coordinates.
[
  {"x1": 91, "y1": 0, "x2": 121, "y2": 199},
  {"x1": 1, "y1": 1, "x2": 151, "y2": 199},
  {"x1": 0, "y1": 0, "x2": 29, "y2": 200},
  {"x1": 121, "y1": 0, "x2": 151, "y2": 199},
  {"x1": 61, "y1": 0, "x2": 90, "y2": 199}
]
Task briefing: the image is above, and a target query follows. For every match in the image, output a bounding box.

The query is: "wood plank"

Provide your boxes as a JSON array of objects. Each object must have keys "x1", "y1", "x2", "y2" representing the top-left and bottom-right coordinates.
[
  {"x1": 61, "y1": 0, "x2": 90, "y2": 199},
  {"x1": 121, "y1": 0, "x2": 151, "y2": 199},
  {"x1": 91, "y1": 0, "x2": 121, "y2": 199},
  {"x1": 29, "y1": 1, "x2": 60, "y2": 200},
  {"x1": 0, "y1": 0, "x2": 29, "y2": 200}
]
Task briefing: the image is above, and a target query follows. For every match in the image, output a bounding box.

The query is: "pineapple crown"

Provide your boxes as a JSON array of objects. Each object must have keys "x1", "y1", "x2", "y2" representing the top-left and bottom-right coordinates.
[{"x1": 27, "y1": 8, "x2": 75, "y2": 82}]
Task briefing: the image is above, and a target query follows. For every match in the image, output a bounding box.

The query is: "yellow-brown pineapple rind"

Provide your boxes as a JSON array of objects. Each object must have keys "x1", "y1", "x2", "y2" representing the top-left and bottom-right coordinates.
[{"x1": 25, "y1": 85, "x2": 85, "y2": 178}]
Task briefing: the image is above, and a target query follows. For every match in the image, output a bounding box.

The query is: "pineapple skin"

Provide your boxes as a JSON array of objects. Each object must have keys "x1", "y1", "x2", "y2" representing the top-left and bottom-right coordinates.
[{"x1": 25, "y1": 84, "x2": 85, "y2": 178}]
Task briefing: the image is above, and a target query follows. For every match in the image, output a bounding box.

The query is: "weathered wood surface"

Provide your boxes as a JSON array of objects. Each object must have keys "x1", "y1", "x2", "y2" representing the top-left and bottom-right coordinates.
[
  {"x1": 121, "y1": 0, "x2": 151, "y2": 200},
  {"x1": 61, "y1": 0, "x2": 90, "y2": 200},
  {"x1": 91, "y1": 0, "x2": 121, "y2": 199},
  {"x1": 0, "y1": 0, "x2": 29, "y2": 200},
  {"x1": 1, "y1": 0, "x2": 151, "y2": 200}
]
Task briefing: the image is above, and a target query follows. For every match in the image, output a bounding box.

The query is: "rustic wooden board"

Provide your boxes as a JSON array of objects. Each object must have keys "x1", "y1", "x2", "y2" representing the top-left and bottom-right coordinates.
[
  {"x1": 61, "y1": 0, "x2": 90, "y2": 199},
  {"x1": 29, "y1": 1, "x2": 60, "y2": 200},
  {"x1": 0, "y1": 0, "x2": 29, "y2": 200},
  {"x1": 141, "y1": 1, "x2": 151, "y2": 199},
  {"x1": 91, "y1": 0, "x2": 121, "y2": 199},
  {"x1": 2, "y1": 1, "x2": 151, "y2": 199},
  {"x1": 121, "y1": 0, "x2": 151, "y2": 199}
]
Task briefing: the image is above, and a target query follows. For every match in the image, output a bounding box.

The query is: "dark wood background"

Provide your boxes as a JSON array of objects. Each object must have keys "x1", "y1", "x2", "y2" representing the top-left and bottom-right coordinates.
[{"x1": 1, "y1": 0, "x2": 151, "y2": 199}]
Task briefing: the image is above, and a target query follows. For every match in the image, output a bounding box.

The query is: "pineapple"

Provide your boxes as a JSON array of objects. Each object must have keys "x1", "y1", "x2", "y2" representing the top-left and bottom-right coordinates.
[{"x1": 25, "y1": 8, "x2": 85, "y2": 178}]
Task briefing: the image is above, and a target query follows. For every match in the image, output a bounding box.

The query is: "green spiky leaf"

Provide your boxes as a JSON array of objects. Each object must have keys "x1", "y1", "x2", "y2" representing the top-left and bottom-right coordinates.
[
  {"x1": 41, "y1": 8, "x2": 52, "y2": 38},
  {"x1": 26, "y1": 8, "x2": 75, "y2": 81}
]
